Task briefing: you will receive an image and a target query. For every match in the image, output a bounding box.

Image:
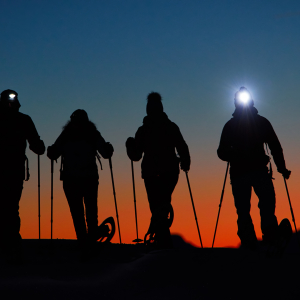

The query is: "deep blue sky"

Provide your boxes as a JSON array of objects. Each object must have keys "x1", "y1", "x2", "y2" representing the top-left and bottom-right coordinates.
[
  {"x1": 1, "y1": 1, "x2": 300, "y2": 146},
  {"x1": 1, "y1": 1, "x2": 300, "y2": 243}
]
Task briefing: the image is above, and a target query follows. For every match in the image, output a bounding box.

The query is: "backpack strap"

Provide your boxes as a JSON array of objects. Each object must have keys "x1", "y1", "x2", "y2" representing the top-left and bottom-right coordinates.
[
  {"x1": 25, "y1": 155, "x2": 30, "y2": 181},
  {"x1": 96, "y1": 152, "x2": 103, "y2": 170},
  {"x1": 265, "y1": 143, "x2": 274, "y2": 180}
]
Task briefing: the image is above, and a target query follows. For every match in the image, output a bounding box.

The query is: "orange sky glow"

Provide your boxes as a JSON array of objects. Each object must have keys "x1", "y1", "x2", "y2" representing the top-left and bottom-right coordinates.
[{"x1": 19, "y1": 152, "x2": 300, "y2": 248}]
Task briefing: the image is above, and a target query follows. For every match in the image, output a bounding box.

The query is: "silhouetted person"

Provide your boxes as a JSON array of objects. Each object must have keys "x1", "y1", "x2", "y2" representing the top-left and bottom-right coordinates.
[
  {"x1": 217, "y1": 87, "x2": 291, "y2": 249},
  {"x1": 47, "y1": 109, "x2": 113, "y2": 259},
  {"x1": 0, "y1": 89, "x2": 45, "y2": 264},
  {"x1": 126, "y1": 92, "x2": 190, "y2": 249}
]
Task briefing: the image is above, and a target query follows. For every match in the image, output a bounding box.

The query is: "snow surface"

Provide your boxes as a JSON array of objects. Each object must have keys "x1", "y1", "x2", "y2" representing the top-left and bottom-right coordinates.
[{"x1": 0, "y1": 234, "x2": 300, "y2": 300}]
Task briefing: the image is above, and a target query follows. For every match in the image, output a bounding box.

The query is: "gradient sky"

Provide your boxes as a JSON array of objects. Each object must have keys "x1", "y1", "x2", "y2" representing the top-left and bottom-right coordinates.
[{"x1": 1, "y1": 0, "x2": 300, "y2": 247}]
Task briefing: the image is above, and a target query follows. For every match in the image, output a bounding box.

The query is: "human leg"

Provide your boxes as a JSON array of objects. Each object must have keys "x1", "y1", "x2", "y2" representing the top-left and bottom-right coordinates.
[
  {"x1": 144, "y1": 176, "x2": 160, "y2": 233},
  {"x1": 156, "y1": 173, "x2": 178, "y2": 247},
  {"x1": 252, "y1": 170, "x2": 278, "y2": 243},
  {"x1": 63, "y1": 179, "x2": 88, "y2": 243},
  {"x1": 231, "y1": 174, "x2": 257, "y2": 247},
  {"x1": 0, "y1": 179, "x2": 23, "y2": 259},
  {"x1": 82, "y1": 178, "x2": 99, "y2": 242},
  {"x1": 144, "y1": 173, "x2": 178, "y2": 248}
]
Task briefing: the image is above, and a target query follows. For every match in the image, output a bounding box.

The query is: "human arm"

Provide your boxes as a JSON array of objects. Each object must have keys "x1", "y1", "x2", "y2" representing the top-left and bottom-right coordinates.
[
  {"x1": 96, "y1": 131, "x2": 114, "y2": 159},
  {"x1": 126, "y1": 137, "x2": 143, "y2": 161},
  {"x1": 47, "y1": 131, "x2": 66, "y2": 160},
  {"x1": 174, "y1": 124, "x2": 191, "y2": 172},
  {"x1": 217, "y1": 122, "x2": 233, "y2": 162},
  {"x1": 125, "y1": 127, "x2": 144, "y2": 162},
  {"x1": 25, "y1": 115, "x2": 45, "y2": 155},
  {"x1": 265, "y1": 120, "x2": 291, "y2": 179}
]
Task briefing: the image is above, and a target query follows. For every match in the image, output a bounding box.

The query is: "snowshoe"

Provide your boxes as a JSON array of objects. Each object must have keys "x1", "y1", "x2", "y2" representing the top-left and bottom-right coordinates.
[
  {"x1": 276, "y1": 218, "x2": 293, "y2": 257},
  {"x1": 96, "y1": 216, "x2": 116, "y2": 244},
  {"x1": 144, "y1": 204, "x2": 174, "y2": 247},
  {"x1": 266, "y1": 218, "x2": 293, "y2": 258}
]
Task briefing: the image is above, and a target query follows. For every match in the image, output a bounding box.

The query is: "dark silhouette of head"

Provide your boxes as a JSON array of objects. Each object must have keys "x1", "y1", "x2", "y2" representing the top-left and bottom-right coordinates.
[
  {"x1": 146, "y1": 92, "x2": 163, "y2": 116},
  {"x1": 0, "y1": 89, "x2": 21, "y2": 111},
  {"x1": 234, "y1": 87, "x2": 254, "y2": 109},
  {"x1": 63, "y1": 109, "x2": 97, "y2": 132},
  {"x1": 70, "y1": 109, "x2": 89, "y2": 123}
]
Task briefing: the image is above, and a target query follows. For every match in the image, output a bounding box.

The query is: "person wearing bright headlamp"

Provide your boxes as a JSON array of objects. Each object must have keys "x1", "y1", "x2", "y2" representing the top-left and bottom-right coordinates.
[
  {"x1": 217, "y1": 87, "x2": 291, "y2": 250},
  {"x1": 0, "y1": 89, "x2": 45, "y2": 264}
]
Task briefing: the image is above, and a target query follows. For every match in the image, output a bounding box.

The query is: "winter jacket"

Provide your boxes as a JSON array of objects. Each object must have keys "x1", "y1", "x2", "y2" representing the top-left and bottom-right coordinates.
[
  {"x1": 47, "y1": 123, "x2": 111, "y2": 180},
  {"x1": 127, "y1": 112, "x2": 190, "y2": 178},
  {"x1": 217, "y1": 106, "x2": 286, "y2": 177},
  {"x1": 0, "y1": 110, "x2": 45, "y2": 180}
]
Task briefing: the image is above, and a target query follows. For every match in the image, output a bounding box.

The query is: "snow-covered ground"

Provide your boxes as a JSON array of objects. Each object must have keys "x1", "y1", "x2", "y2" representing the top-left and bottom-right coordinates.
[{"x1": 1, "y1": 235, "x2": 299, "y2": 300}]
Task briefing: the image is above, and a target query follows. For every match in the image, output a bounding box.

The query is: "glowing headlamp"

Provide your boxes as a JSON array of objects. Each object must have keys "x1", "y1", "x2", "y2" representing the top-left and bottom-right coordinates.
[
  {"x1": 8, "y1": 94, "x2": 16, "y2": 100},
  {"x1": 235, "y1": 86, "x2": 252, "y2": 106},
  {"x1": 237, "y1": 91, "x2": 250, "y2": 104}
]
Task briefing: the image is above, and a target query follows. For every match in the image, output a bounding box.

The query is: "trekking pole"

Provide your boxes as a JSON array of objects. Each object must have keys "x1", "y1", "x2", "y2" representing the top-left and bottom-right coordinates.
[
  {"x1": 109, "y1": 157, "x2": 122, "y2": 244},
  {"x1": 283, "y1": 177, "x2": 300, "y2": 248},
  {"x1": 185, "y1": 171, "x2": 203, "y2": 248},
  {"x1": 212, "y1": 162, "x2": 230, "y2": 248},
  {"x1": 131, "y1": 160, "x2": 143, "y2": 243},
  {"x1": 38, "y1": 155, "x2": 41, "y2": 239},
  {"x1": 51, "y1": 159, "x2": 54, "y2": 240}
]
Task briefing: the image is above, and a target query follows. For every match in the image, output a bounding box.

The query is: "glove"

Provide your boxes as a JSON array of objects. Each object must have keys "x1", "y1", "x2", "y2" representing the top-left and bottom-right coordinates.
[
  {"x1": 105, "y1": 142, "x2": 114, "y2": 158},
  {"x1": 180, "y1": 160, "x2": 190, "y2": 172},
  {"x1": 126, "y1": 137, "x2": 135, "y2": 148},
  {"x1": 29, "y1": 139, "x2": 45, "y2": 155},
  {"x1": 278, "y1": 168, "x2": 291, "y2": 179},
  {"x1": 47, "y1": 145, "x2": 56, "y2": 160}
]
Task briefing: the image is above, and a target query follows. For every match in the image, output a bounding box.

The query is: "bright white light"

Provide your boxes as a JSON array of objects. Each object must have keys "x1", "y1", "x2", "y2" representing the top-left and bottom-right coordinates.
[
  {"x1": 238, "y1": 91, "x2": 250, "y2": 104},
  {"x1": 9, "y1": 94, "x2": 16, "y2": 100}
]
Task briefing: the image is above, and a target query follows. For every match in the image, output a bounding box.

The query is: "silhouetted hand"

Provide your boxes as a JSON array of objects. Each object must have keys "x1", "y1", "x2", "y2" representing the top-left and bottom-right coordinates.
[
  {"x1": 278, "y1": 168, "x2": 291, "y2": 179},
  {"x1": 180, "y1": 161, "x2": 190, "y2": 172},
  {"x1": 105, "y1": 142, "x2": 114, "y2": 158},
  {"x1": 47, "y1": 146, "x2": 56, "y2": 160},
  {"x1": 126, "y1": 137, "x2": 135, "y2": 148},
  {"x1": 126, "y1": 137, "x2": 143, "y2": 161},
  {"x1": 29, "y1": 139, "x2": 45, "y2": 155}
]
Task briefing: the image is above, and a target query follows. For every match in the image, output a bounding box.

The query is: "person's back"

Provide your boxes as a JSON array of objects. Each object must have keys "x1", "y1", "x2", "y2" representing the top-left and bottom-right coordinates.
[
  {"x1": 47, "y1": 109, "x2": 114, "y2": 260},
  {"x1": 128, "y1": 93, "x2": 190, "y2": 178},
  {"x1": 47, "y1": 110, "x2": 113, "y2": 179},
  {"x1": 126, "y1": 92, "x2": 190, "y2": 249},
  {"x1": 135, "y1": 112, "x2": 188, "y2": 177}
]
